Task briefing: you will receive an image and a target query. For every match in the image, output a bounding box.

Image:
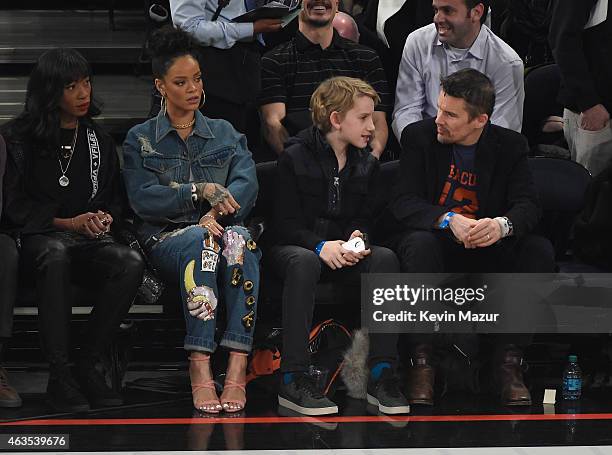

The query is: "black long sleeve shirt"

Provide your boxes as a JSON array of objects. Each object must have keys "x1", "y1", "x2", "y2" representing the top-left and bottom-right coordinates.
[{"x1": 1, "y1": 123, "x2": 125, "y2": 236}]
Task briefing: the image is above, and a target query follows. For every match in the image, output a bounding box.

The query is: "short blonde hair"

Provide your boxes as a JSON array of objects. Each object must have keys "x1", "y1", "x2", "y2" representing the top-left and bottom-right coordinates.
[{"x1": 310, "y1": 76, "x2": 380, "y2": 133}]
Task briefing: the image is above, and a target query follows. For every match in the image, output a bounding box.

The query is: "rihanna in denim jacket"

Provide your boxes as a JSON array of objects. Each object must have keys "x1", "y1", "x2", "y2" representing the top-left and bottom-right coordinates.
[
  {"x1": 122, "y1": 26, "x2": 259, "y2": 415},
  {"x1": 123, "y1": 110, "x2": 257, "y2": 246}
]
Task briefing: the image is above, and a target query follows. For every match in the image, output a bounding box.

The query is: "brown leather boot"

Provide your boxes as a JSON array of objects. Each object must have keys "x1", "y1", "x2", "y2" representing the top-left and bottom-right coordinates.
[
  {"x1": 0, "y1": 366, "x2": 22, "y2": 408},
  {"x1": 495, "y1": 346, "x2": 531, "y2": 406},
  {"x1": 406, "y1": 344, "x2": 434, "y2": 405}
]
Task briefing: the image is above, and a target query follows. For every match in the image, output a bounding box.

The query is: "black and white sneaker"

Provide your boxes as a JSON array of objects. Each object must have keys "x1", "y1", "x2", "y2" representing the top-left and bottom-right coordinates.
[
  {"x1": 366, "y1": 369, "x2": 410, "y2": 415},
  {"x1": 277, "y1": 405, "x2": 338, "y2": 430},
  {"x1": 278, "y1": 373, "x2": 338, "y2": 416}
]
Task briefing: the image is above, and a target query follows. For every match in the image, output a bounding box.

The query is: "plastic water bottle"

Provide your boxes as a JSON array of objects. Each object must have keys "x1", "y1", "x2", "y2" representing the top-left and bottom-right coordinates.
[{"x1": 562, "y1": 355, "x2": 582, "y2": 400}]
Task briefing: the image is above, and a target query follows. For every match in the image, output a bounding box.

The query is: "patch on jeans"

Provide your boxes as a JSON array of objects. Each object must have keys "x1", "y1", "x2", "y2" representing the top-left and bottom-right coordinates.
[
  {"x1": 138, "y1": 135, "x2": 156, "y2": 154},
  {"x1": 243, "y1": 280, "x2": 254, "y2": 293},
  {"x1": 245, "y1": 295, "x2": 255, "y2": 308},
  {"x1": 201, "y1": 234, "x2": 220, "y2": 273},
  {"x1": 242, "y1": 310, "x2": 255, "y2": 330},
  {"x1": 184, "y1": 259, "x2": 217, "y2": 321},
  {"x1": 246, "y1": 239, "x2": 257, "y2": 251},
  {"x1": 222, "y1": 230, "x2": 245, "y2": 265},
  {"x1": 231, "y1": 267, "x2": 243, "y2": 287},
  {"x1": 203, "y1": 234, "x2": 221, "y2": 253}
]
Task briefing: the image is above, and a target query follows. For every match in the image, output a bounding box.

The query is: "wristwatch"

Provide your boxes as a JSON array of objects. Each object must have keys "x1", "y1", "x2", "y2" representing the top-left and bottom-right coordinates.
[
  {"x1": 438, "y1": 212, "x2": 455, "y2": 229},
  {"x1": 505, "y1": 217, "x2": 514, "y2": 236},
  {"x1": 495, "y1": 216, "x2": 514, "y2": 237}
]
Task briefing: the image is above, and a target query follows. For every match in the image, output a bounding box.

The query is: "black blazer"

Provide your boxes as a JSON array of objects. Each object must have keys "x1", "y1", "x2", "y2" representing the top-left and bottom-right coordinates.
[
  {"x1": 269, "y1": 127, "x2": 382, "y2": 250},
  {"x1": 391, "y1": 118, "x2": 541, "y2": 239},
  {"x1": 358, "y1": 0, "x2": 432, "y2": 91}
]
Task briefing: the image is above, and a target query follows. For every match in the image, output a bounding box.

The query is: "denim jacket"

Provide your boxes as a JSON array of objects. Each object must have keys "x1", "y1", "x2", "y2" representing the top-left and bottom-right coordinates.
[{"x1": 122, "y1": 110, "x2": 258, "y2": 245}]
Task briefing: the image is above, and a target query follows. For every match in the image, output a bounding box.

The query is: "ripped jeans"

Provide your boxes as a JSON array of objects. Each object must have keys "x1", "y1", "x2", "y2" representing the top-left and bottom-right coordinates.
[{"x1": 149, "y1": 225, "x2": 261, "y2": 353}]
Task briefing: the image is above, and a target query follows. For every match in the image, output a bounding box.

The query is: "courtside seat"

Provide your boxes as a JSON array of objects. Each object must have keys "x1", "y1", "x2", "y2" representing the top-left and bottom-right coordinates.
[
  {"x1": 10, "y1": 156, "x2": 598, "y2": 375},
  {"x1": 527, "y1": 157, "x2": 597, "y2": 271}
]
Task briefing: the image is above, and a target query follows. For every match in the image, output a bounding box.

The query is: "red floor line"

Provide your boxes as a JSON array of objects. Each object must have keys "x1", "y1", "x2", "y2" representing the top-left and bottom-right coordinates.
[{"x1": 3, "y1": 413, "x2": 612, "y2": 426}]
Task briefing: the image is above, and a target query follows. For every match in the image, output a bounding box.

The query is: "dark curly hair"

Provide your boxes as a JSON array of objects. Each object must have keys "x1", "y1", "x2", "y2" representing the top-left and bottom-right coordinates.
[
  {"x1": 149, "y1": 25, "x2": 199, "y2": 79},
  {"x1": 2, "y1": 48, "x2": 101, "y2": 155}
]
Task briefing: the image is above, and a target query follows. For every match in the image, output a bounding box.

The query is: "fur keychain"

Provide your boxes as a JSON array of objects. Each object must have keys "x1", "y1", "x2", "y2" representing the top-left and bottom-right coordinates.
[{"x1": 340, "y1": 329, "x2": 370, "y2": 399}]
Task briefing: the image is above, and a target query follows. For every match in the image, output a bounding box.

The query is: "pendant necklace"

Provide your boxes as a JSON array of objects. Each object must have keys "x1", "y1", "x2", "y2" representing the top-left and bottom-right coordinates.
[{"x1": 58, "y1": 122, "x2": 79, "y2": 187}]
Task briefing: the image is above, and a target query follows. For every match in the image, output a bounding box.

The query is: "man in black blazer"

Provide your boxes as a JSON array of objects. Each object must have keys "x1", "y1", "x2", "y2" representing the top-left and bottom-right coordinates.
[{"x1": 390, "y1": 69, "x2": 555, "y2": 406}]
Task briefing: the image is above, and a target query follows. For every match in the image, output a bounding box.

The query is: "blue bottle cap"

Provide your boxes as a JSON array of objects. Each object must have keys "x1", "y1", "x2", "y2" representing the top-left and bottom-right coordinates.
[{"x1": 568, "y1": 354, "x2": 578, "y2": 362}]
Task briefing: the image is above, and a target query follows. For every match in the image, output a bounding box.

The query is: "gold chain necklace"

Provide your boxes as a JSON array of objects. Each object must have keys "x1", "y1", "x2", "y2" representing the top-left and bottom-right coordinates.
[{"x1": 172, "y1": 117, "x2": 196, "y2": 129}]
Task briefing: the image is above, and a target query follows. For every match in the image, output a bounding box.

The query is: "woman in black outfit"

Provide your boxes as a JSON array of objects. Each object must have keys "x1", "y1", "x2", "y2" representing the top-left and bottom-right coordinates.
[
  {"x1": 1, "y1": 49, "x2": 144, "y2": 412},
  {"x1": 0, "y1": 134, "x2": 22, "y2": 408}
]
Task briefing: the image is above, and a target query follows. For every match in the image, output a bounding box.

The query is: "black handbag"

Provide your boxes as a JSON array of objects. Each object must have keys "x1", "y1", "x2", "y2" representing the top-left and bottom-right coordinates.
[{"x1": 116, "y1": 228, "x2": 165, "y2": 304}]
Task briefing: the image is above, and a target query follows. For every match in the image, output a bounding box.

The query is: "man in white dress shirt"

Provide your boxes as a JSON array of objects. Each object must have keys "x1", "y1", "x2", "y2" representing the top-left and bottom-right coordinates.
[{"x1": 392, "y1": 0, "x2": 524, "y2": 141}]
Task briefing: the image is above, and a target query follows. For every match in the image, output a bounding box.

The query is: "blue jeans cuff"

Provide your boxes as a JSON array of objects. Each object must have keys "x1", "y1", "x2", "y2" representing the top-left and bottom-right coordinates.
[
  {"x1": 220, "y1": 331, "x2": 253, "y2": 352},
  {"x1": 184, "y1": 335, "x2": 216, "y2": 353}
]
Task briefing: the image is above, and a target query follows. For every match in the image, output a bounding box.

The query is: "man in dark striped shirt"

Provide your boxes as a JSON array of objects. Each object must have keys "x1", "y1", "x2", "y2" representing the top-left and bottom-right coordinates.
[{"x1": 259, "y1": 0, "x2": 392, "y2": 158}]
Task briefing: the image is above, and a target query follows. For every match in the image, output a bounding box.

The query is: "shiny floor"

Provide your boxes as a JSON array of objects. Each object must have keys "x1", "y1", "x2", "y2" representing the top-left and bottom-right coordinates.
[{"x1": 2, "y1": 370, "x2": 612, "y2": 452}]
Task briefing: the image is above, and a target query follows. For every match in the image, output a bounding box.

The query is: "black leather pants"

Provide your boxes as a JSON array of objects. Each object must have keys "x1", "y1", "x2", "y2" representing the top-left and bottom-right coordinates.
[{"x1": 20, "y1": 232, "x2": 144, "y2": 365}]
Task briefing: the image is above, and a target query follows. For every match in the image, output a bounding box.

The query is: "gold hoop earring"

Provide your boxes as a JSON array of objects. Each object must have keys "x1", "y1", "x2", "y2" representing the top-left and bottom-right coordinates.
[
  {"x1": 160, "y1": 95, "x2": 167, "y2": 116},
  {"x1": 198, "y1": 89, "x2": 206, "y2": 110}
]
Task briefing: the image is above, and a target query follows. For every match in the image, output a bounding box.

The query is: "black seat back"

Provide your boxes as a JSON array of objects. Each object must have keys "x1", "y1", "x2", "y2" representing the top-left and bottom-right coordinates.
[
  {"x1": 528, "y1": 157, "x2": 591, "y2": 258},
  {"x1": 251, "y1": 160, "x2": 278, "y2": 220}
]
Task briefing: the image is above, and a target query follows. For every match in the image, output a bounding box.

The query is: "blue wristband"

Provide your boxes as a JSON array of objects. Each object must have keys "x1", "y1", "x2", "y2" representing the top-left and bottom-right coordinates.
[
  {"x1": 438, "y1": 211, "x2": 455, "y2": 229},
  {"x1": 314, "y1": 241, "x2": 326, "y2": 256}
]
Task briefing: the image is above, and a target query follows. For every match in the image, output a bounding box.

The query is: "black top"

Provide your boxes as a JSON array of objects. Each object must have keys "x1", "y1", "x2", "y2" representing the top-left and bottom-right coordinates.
[
  {"x1": 259, "y1": 30, "x2": 392, "y2": 114},
  {"x1": 549, "y1": 0, "x2": 612, "y2": 113},
  {"x1": 390, "y1": 119, "x2": 541, "y2": 239},
  {"x1": 31, "y1": 127, "x2": 94, "y2": 218},
  {"x1": 269, "y1": 126, "x2": 383, "y2": 250},
  {"x1": 0, "y1": 120, "x2": 124, "y2": 236}
]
